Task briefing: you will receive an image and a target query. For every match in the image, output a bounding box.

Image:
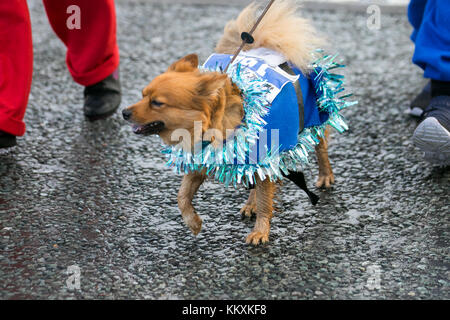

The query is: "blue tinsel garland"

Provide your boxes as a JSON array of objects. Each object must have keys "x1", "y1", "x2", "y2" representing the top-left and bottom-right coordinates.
[{"x1": 162, "y1": 51, "x2": 357, "y2": 187}]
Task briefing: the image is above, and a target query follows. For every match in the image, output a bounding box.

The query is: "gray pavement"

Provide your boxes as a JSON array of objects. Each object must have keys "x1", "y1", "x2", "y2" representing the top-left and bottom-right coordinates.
[
  {"x1": 1, "y1": 0, "x2": 449, "y2": 299},
  {"x1": 124, "y1": 0, "x2": 408, "y2": 13}
]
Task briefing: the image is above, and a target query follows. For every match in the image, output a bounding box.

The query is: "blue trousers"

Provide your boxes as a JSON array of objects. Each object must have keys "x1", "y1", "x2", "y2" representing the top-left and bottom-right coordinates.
[{"x1": 408, "y1": 0, "x2": 450, "y2": 81}]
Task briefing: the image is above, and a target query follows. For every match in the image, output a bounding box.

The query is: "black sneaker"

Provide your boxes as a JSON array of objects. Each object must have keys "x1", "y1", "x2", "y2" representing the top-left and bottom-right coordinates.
[
  {"x1": 84, "y1": 69, "x2": 121, "y2": 121},
  {"x1": 409, "y1": 81, "x2": 431, "y2": 118},
  {"x1": 413, "y1": 95, "x2": 450, "y2": 166},
  {"x1": 0, "y1": 131, "x2": 17, "y2": 149}
]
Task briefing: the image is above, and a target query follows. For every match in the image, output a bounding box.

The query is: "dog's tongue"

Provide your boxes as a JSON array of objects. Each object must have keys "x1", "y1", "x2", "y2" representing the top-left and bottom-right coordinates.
[{"x1": 132, "y1": 124, "x2": 145, "y2": 134}]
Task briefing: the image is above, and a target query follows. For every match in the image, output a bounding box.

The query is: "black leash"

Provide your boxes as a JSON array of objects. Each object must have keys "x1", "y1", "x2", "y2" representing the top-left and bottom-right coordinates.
[
  {"x1": 247, "y1": 171, "x2": 319, "y2": 206},
  {"x1": 283, "y1": 170, "x2": 319, "y2": 206},
  {"x1": 279, "y1": 62, "x2": 305, "y2": 133}
]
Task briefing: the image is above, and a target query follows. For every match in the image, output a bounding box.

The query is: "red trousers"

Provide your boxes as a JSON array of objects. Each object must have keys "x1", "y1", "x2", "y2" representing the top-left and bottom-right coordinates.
[{"x1": 0, "y1": 0, "x2": 119, "y2": 136}]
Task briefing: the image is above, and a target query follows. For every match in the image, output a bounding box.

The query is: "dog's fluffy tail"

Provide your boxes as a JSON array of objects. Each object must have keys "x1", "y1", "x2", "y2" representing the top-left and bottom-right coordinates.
[{"x1": 215, "y1": 0, "x2": 325, "y2": 73}]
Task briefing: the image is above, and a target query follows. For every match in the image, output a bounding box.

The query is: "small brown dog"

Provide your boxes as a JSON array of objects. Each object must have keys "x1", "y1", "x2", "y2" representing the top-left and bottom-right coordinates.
[{"x1": 123, "y1": 0, "x2": 336, "y2": 245}]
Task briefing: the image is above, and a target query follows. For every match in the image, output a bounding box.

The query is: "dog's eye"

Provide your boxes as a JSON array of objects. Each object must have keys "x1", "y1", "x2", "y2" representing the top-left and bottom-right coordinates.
[{"x1": 151, "y1": 100, "x2": 164, "y2": 107}]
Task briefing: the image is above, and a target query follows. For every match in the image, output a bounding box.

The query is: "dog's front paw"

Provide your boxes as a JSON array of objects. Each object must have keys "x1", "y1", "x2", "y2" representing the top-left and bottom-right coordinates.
[
  {"x1": 246, "y1": 230, "x2": 269, "y2": 245},
  {"x1": 316, "y1": 172, "x2": 335, "y2": 189},
  {"x1": 183, "y1": 214, "x2": 202, "y2": 236}
]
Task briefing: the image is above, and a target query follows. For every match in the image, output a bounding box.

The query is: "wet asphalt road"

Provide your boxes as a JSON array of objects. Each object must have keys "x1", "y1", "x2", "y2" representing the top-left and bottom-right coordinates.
[{"x1": 1, "y1": 1, "x2": 449, "y2": 300}]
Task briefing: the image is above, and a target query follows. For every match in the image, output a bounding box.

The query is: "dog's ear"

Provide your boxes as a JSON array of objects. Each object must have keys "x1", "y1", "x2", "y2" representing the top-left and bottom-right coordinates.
[
  {"x1": 167, "y1": 54, "x2": 199, "y2": 72},
  {"x1": 197, "y1": 73, "x2": 228, "y2": 98}
]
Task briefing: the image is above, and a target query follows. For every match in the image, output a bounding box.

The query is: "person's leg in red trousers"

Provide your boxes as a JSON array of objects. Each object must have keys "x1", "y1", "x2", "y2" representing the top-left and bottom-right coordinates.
[
  {"x1": 0, "y1": 0, "x2": 121, "y2": 149},
  {"x1": 0, "y1": 0, "x2": 33, "y2": 142},
  {"x1": 43, "y1": 0, "x2": 121, "y2": 121},
  {"x1": 42, "y1": 0, "x2": 119, "y2": 87}
]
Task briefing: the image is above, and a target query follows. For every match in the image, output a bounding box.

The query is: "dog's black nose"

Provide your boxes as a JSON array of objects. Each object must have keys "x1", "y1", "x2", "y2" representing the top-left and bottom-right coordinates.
[{"x1": 122, "y1": 109, "x2": 132, "y2": 120}]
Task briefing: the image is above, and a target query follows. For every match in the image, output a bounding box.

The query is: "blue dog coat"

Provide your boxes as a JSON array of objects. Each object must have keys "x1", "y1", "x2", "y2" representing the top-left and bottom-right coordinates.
[{"x1": 163, "y1": 48, "x2": 354, "y2": 188}]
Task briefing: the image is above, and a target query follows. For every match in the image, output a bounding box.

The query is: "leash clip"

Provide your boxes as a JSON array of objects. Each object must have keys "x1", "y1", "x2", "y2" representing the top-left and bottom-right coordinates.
[{"x1": 241, "y1": 32, "x2": 255, "y2": 44}]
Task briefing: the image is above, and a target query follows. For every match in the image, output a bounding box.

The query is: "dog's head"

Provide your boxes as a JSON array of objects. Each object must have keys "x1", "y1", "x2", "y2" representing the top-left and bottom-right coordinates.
[{"x1": 123, "y1": 54, "x2": 233, "y2": 146}]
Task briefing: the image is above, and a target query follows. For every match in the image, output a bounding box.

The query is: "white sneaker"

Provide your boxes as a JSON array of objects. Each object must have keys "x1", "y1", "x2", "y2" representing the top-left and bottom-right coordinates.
[{"x1": 413, "y1": 117, "x2": 450, "y2": 166}]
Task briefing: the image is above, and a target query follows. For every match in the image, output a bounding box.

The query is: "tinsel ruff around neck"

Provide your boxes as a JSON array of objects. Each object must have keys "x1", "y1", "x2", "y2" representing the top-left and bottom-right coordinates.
[{"x1": 162, "y1": 51, "x2": 357, "y2": 188}]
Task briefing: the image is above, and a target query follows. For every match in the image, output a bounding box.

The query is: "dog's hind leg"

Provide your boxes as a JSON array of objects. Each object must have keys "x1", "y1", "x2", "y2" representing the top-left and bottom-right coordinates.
[
  {"x1": 315, "y1": 127, "x2": 335, "y2": 188},
  {"x1": 240, "y1": 189, "x2": 256, "y2": 218},
  {"x1": 246, "y1": 177, "x2": 275, "y2": 245},
  {"x1": 177, "y1": 171, "x2": 206, "y2": 236}
]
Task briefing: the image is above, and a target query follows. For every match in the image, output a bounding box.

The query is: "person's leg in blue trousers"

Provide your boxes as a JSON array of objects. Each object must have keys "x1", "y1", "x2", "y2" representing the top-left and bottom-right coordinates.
[{"x1": 409, "y1": 0, "x2": 450, "y2": 165}]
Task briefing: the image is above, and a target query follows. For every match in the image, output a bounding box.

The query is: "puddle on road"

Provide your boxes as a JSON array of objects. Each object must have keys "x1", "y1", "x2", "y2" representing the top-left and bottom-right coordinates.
[{"x1": 344, "y1": 209, "x2": 365, "y2": 225}]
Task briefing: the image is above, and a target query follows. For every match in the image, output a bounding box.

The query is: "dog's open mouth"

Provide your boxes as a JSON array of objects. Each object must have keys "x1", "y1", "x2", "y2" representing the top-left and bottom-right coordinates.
[{"x1": 132, "y1": 121, "x2": 165, "y2": 135}]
